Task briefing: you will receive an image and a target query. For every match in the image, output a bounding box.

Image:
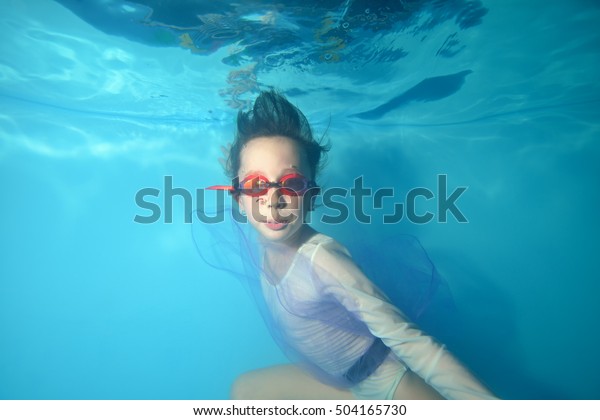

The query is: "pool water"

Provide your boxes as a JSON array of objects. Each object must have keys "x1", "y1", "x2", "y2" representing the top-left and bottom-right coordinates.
[{"x1": 1, "y1": 0, "x2": 599, "y2": 399}]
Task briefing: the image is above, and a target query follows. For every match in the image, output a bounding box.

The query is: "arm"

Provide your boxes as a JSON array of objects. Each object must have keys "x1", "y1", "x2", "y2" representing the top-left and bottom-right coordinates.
[{"x1": 311, "y1": 239, "x2": 497, "y2": 400}]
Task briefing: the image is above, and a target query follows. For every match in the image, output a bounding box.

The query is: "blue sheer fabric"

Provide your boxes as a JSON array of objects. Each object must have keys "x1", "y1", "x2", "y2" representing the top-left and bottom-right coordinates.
[{"x1": 192, "y1": 203, "x2": 459, "y2": 389}]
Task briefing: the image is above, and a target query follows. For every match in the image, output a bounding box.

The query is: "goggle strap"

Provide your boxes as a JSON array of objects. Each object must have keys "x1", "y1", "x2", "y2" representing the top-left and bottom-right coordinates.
[
  {"x1": 206, "y1": 177, "x2": 318, "y2": 195},
  {"x1": 206, "y1": 185, "x2": 235, "y2": 191}
]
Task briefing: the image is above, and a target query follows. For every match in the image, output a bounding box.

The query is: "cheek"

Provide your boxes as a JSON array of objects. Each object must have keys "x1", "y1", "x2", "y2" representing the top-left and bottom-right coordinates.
[{"x1": 237, "y1": 195, "x2": 252, "y2": 213}]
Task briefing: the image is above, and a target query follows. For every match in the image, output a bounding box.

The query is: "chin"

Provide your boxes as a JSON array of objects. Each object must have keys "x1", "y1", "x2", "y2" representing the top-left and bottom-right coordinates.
[{"x1": 255, "y1": 220, "x2": 304, "y2": 245}]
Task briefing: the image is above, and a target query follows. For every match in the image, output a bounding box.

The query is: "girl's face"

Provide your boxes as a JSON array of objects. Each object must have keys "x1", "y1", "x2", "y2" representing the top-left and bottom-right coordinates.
[{"x1": 237, "y1": 136, "x2": 312, "y2": 247}]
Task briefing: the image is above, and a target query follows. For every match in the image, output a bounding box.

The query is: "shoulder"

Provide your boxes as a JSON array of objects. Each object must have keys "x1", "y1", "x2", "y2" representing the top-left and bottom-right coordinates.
[
  {"x1": 306, "y1": 233, "x2": 352, "y2": 261},
  {"x1": 307, "y1": 233, "x2": 364, "y2": 282},
  {"x1": 307, "y1": 234, "x2": 388, "y2": 305}
]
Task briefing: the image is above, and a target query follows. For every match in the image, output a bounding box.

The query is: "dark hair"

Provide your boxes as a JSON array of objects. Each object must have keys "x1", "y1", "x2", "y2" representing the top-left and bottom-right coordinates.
[{"x1": 225, "y1": 90, "x2": 330, "y2": 181}]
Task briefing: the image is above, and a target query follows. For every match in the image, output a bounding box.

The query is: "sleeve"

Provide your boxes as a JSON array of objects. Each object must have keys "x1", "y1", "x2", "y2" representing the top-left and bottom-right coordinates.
[{"x1": 311, "y1": 239, "x2": 497, "y2": 400}]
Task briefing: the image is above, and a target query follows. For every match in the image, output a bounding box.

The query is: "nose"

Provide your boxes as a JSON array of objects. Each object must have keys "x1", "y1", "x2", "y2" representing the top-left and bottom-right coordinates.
[{"x1": 264, "y1": 187, "x2": 287, "y2": 209}]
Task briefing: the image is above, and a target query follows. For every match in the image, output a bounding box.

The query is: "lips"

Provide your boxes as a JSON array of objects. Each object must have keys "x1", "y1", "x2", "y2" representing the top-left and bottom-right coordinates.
[{"x1": 265, "y1": 220, "x2": 289, "y2": 231}]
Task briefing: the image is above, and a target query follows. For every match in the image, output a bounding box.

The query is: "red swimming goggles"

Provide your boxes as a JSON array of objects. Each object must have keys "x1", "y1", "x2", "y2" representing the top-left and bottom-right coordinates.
[{"x1": 207, "y1": 173, "x2": 316, "y2": 197}]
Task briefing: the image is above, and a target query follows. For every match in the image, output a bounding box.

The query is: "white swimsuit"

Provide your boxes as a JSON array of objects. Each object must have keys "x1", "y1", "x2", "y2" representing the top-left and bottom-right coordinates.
[{"x1": 260, "y1": 233, "x2": 496, "y2": 399}]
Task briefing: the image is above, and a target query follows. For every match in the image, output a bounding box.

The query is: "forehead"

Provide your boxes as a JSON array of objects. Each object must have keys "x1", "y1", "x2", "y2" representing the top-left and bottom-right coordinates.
[{"x1": 239, "y1": 136, "x2": 309, "y2": 174}]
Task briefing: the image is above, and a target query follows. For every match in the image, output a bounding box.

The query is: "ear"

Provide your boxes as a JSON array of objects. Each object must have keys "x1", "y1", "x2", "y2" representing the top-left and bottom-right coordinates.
[
  {"x1": 306, "y1": 186, "x2": 320, "y2": 211},
  {"x1": 234, "y1": 193, "x2": 246, "y2": 215}
]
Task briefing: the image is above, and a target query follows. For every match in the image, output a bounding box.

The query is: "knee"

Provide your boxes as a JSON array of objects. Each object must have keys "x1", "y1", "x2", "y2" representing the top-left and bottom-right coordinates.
[
  {"x1": 394, "y1": 370, "x2": 445, "y2": 400},
  {"x1": 230, "y1": 371, "x2": 262, "y2": 400}
]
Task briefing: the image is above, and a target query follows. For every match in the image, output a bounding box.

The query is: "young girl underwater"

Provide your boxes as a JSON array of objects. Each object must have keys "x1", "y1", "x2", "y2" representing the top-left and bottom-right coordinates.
[{"x1": 204, "y1": 90, "x2": 496, "y2": 400}]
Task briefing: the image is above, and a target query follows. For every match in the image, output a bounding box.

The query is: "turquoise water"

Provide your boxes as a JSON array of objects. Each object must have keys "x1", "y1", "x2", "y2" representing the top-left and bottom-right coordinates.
[{"x1": 1, "y1": 0, "x2": 599, "y2": 399}]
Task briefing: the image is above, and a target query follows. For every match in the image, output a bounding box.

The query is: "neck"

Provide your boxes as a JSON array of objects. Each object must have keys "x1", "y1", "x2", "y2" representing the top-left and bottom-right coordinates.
[
  {"x1": 261, "y1": 224, "x2": 316, "y2": 256},
  {"x1": 261, "y1": 225, "x2": 317, "y2": 284}
]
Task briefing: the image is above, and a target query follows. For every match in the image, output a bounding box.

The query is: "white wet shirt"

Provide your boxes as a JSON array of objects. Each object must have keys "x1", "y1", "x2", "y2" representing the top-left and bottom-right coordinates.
[{"x1": 261, "y1": 233, "x2": 496, "y2": 399}]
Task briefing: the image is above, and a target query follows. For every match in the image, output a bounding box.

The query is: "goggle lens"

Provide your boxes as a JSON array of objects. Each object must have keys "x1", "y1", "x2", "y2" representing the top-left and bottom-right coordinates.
[
  {"x1": 238, "y1": 174, "x2": 312, "y2": 196},
  {"x1": 239, "y1": 177, "x2": 269, "y2": 195},
  {"x1": 281, "y1": 176, "x2": 307, "y2": 194}
]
